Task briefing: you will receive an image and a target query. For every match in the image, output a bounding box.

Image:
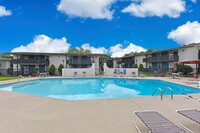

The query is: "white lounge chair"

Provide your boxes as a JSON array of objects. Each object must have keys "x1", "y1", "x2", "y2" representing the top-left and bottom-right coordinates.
[
  {"x1": 134, "y1": 110, "x2": 190, "y2": 133},
  {"x1": 176, "y1": 108, "x2": 200, "y2": 132}
]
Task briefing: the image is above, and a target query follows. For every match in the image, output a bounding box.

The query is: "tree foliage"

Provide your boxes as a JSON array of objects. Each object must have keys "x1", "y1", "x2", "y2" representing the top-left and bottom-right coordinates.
[
  {"x1": 177, "y1": 65, "x2": 193, "y2": 75},
  {"x1": 58, "y1": 64, "x2": 64, "y2": 75},
  {"x1": 139, "y1": 64, "x2": 144, "y2": 71},
  {"x1": 100, "y1": 54, "x2": 113, "y2": 62},
  {"x1": 0, "y1": 54, "x2": 12, "y2": 59},
  {"x1": 124, "y1": 52, "x2": 145, "y2": 57},
  {"x1": 67, "y1": 48, "x2": 91, "y2": 54},
  {"x1": 49, "y1": 64, "x2": 56, "y2": 75},
  {"x1": 133, "y1": 64, "x2": 138, "y2": 68},
  {"x1": 123, "y1": 49, "x2": 156, "y2": 57}
]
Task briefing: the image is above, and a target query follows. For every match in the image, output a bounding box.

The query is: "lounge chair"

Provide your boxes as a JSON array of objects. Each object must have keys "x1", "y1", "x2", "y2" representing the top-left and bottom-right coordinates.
[
  {"x1": 134, "y1": 110, "x2": 189, "y2": 133},
  {"x1": 172, "y1": 72, "x2": 182, "y2": 79},
  {"x1": 176, "y1": 108, "x2": 200, "y2": 132}
]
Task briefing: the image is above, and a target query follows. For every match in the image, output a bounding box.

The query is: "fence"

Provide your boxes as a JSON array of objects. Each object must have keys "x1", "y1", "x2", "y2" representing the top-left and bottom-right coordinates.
[
  {"x1": 103, "y1": 63, "x2": 138, "y2": 77},
  {"x1": 62, "y1": 63, "x2": 95, "y2": 77}
]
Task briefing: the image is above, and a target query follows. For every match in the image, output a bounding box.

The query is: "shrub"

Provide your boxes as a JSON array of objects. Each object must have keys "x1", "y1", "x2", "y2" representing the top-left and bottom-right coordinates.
[
  {"x1": 7, "y1": 68, "x2": 12, "y2": 75},
  {"x1": 58, "y1": 64, "x2": 64, "y2": 75},
  {"x1": 133, "y1": 64, "x2": 138, "y2": 68},
  {"x1": 177, "y1": 65, "x2": 193, "y2": 75},
  {"x1": 138, "y1": 64, "x2": 144, "y2": 71},
  {"x1": 49, "y1": 64, "x2": 55, "y2": 75}
]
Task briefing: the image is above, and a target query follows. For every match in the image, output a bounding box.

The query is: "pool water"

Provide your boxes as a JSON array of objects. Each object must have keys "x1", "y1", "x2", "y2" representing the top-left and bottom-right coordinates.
[{"x1": 0, "y1": 78, "x2": 199, "y2": 100}]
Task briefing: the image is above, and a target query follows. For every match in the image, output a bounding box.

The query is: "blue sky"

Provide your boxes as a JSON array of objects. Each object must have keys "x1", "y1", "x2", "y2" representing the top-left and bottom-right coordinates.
[{"x1": 0, "y1": 0, "x2": 200, "y2": 57}]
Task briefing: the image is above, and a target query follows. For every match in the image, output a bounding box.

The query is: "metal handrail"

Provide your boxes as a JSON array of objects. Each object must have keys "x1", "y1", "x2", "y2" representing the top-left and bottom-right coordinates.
[
  {"x1": 152, "y1": 88, "x2": 163, "y2": 100},
  {"x1": 162, "y1": 87, "x2": 174, "y2": 99},
  {"x1": 18, "y1": 75, "x2": 28, "y2": 82}
]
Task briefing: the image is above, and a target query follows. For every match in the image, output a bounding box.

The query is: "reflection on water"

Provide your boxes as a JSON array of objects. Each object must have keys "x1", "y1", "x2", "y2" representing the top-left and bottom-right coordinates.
[{"x1": 0, "y1": 78, "x2": 199, "y2": 100}]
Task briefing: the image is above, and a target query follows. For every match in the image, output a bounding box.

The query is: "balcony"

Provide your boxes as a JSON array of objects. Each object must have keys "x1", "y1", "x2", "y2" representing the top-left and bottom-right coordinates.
[
  {"x1": 68, "y1": 60, "x2": 92, "y2": 65},
  {"x1": 12, "y1": 59, "x2": 49, "y2": 64},
  {"x1": 147, "y1": 56, "x2": 178, "y2": 62}
]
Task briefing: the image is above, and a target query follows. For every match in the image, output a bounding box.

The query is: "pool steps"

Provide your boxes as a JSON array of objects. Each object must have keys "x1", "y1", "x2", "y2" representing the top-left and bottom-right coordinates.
[{"x1": 152, "y1": 87, "x2": 173, "y2": 100}]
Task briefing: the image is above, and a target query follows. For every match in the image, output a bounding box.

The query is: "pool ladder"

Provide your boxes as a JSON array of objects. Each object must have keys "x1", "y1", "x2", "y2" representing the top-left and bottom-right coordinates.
[
  {"x1": 152, "y1": 87, "x2": 173, "y2": 100},
  {"x1": 18, "y1": 75, "x2": 29, "y2": 83}
]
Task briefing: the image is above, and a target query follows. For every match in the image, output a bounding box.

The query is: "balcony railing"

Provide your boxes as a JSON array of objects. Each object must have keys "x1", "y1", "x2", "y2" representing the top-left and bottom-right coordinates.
[
  {"x1": 147, "y1": 56, "x2": 178, "y2": 62},
  {"x1": 68, "y1": 60, "x2": 92, "y2": 65},
  {"x1": 12, "y1": 59, "x2": 49, "y2": 64}
]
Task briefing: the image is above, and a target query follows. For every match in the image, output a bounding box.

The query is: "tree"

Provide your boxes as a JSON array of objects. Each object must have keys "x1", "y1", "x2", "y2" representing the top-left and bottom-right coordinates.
[
  {"x1": 124, "y1": 51, "x2": 145, "y2": 57},
  {"x1": 99, "y1": 54, "x2": 113, "y2": 62},
  {"x1": 139, "y1": 64, "x2": 144, "y2": 71},
  {"x1": 67, "y1": 48, "x2": 80, "y2": 54},
  {"x1": 49, "y1": 64, "x2": 55, "y2": 75},
  {"x1": 67, "y1": 48, "x2": 92, "y2": 54},
  {"x1": 58, "y1": 64, "x2": 64, "y2": 75},
  {"x1": 177, "y1": 65, "x2": 193, "y2": 75},
  {"x1": 85, "y1": 49, "x2": 92, "y2": 54},
  {"x1": 0, "y1": 54, "x2": 12, "y2": 59},
  {"x1": 133, "y1": 64, "x2": 138, "y2": 68},
  {"x1": 146, "y1": 49, "x2": 154, "y2": 53},
  {"x1": 7, "y1": 68, "x2": 13, "y2": 75}
]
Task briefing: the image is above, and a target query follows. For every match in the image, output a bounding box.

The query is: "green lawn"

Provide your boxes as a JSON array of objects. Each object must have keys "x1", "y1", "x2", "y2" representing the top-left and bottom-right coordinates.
[
  {"x1": 0, "y1": 77, "x2": 18, "y2": 81},
  {"x1": 142, "y1": 72, "x2": 154, "y2": 76}
]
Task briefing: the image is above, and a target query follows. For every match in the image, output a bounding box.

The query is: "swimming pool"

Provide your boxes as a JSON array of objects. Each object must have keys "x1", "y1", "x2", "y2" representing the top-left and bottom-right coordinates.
[{"x1": 0, "y1": 78, "x2": 199, "y2": 100}]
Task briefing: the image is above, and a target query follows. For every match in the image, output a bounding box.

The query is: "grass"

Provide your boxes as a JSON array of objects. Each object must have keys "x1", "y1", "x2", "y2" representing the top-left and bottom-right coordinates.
[
  {"x1": 0, "y1": 76, "x2": 18, "y2": 81},
  {"x1": 143, "y1": 72, "x2": 154, "y2": 77}
]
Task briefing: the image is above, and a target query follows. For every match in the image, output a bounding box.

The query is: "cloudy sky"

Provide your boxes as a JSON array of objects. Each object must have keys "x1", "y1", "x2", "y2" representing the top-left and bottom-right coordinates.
[{"x1": 0, "y1": 0, "x2": 200, "y2": 57}]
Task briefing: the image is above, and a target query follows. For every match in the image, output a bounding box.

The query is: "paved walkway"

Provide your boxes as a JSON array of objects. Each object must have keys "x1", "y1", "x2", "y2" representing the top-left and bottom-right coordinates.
[{"x1": 0, "y1": 77, "x2": 199, "y2": 133}]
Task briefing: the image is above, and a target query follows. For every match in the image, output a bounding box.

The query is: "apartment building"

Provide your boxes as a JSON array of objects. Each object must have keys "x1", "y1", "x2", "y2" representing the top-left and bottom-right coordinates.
[
  {"x1": 0, "y1": 58, "x2": 11, "y2": 75},
  {"x1": 11, "y1": 52, "x2": 53, "y2": 75},
  {"x1": 178, "y1": 43, "x2": 200, "y2": 72},
  {"x1": 5, "y1": 43, "x2": 200, "y2": 76},
  {"x1": 108, "y1": 56, "x2": 135, "y2": 68},
  {"x1": 143, "y1": 48, "x2": 178, "y2": 72},
  {"x1": 9, "y1": 52, "x2": 100, "y2": 76},
  {"x1": 66, "y1": 54, "x2": 101, "y2": 74}
]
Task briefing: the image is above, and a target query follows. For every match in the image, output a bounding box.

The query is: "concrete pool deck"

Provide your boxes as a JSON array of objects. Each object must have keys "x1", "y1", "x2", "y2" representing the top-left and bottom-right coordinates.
[{"x1": 0, "y1": 77, "x2": 200, "y2": 133}]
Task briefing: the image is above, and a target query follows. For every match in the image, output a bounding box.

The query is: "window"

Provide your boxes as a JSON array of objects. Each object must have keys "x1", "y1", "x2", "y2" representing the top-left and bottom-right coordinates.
[
  {"x1": 46, "y1": 56, "x2": 49, "y2": 60},
  {"x1": 35, "y1": 55, "x2": 39, "y2": 61}
]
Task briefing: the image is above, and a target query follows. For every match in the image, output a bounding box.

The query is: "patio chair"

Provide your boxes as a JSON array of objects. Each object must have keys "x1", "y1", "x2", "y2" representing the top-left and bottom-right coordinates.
[
  {"x1": 132, "y1": 72, "x2": 136, "y2": 77},
  {"x1": 113, "y1": 69, "x2": 117, "y2": 77},
  {"x1": 176, "y1": 108, "x2": 200, "y2": 132},
  {"x1": 73, "y1": 72, "x2": 77, "y2": 77},
  {"x1": 123, "y1": 69, "x2": 126, "y2": 76},
  {"x1": 83, "y1": 71, "x2": 86, "y2": 77},
  {"x1": 134, "y1": 110, "x2": 190, "y2": 133}
]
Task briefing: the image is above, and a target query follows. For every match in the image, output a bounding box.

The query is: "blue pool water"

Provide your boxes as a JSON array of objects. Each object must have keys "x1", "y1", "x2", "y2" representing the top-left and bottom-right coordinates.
[{"x1": 0, "y1": 78, "x2": 199, "y2": 100}]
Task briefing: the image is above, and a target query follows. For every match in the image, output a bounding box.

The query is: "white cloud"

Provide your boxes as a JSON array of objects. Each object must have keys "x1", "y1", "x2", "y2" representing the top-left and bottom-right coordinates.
[
  {"x1": 57, "y1": 0, "x2": 115, "y2": 20},
  {"x1": 110, "y1": 43, "x2": 147, "y2": 57},
  {"x1": 191, "y1": 0, "x2": 197, "y2": 3},
  {"x1": 168, "y1": 21, "x2": 200, "y2": 45},
  {"x1": 121, "y1": 0, "x2": 185, "y2": 18},
  {"x1": 11, "y1": 35, "x2": 71, "y2": 53},
  {"x1": 81, "y1": 43, "x2": 108, "y2": 54},
  {"x1": 0, "y1": 5, "x2": 12, "y2": 17}
]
